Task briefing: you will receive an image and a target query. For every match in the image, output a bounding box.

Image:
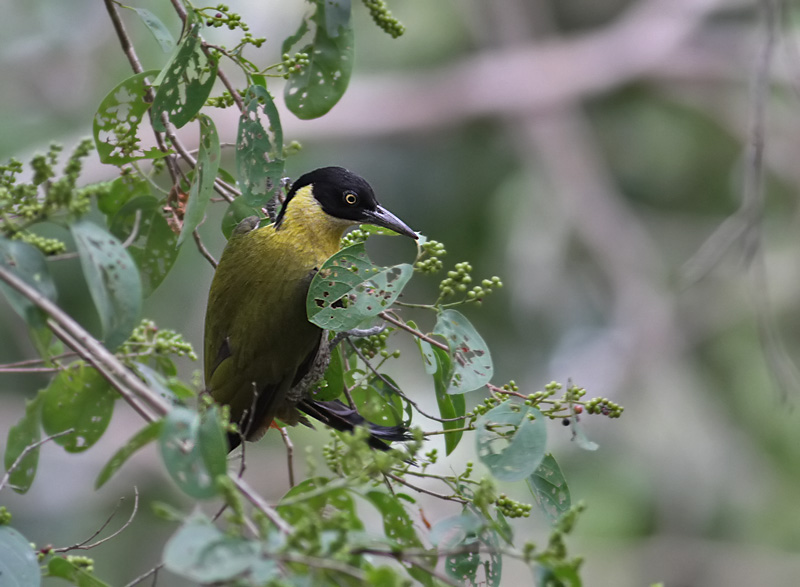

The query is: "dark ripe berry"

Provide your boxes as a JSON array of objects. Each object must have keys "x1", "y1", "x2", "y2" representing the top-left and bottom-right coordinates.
[{"x1": 562, "y1": 418, "x2": 571, "y2": 426}]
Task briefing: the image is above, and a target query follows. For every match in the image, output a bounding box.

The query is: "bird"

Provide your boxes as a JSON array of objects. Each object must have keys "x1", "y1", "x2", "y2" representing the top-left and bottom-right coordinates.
[{"x1": 203, "y1": 166, "x2": 418, "y2": 451}]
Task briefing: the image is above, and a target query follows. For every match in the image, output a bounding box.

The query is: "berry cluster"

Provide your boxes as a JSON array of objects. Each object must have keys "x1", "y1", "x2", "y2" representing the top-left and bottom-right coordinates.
[
  {"x1": 205, "y1": 90, "x2": 237, "y2": 109},
  {"x1": 203, "y1": 4, "x2": 247, "y2": 31},
  {"x1": 439, "y1": 262, "x2": 503, "y2": 305},
  {"x1": 279, "y1": 52, "x2": 311, "y2": 79},
  {"x1": 495, "y1": 493, "x2": 533, "y2": 519},
  {"x1": 1, "y1": 140, "x2": 96, "y2": 255},
  {"x1": 355, "y1": 328, "x2": 394, "y2": 359},
  {"x1": 414, "y1": 239, "x2": 446, "y2": 274},
  {"x1": 120, "y1": 319, "x2": 198, "y2": 362},
  {"x1": 584, "y1": 397, "x2": 624, "y2": 418},
  {"x1": 340, "y1": 227, "x2": 370, "y2": 247},
  {"x1": 361, "y1": 0, "x2": 406, "y2": 38}
]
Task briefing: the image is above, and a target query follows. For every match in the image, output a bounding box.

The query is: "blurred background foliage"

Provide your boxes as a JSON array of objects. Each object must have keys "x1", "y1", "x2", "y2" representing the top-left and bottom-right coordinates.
[{"x1": 3, "y1": 0, "x2": 800, "y2": 585}]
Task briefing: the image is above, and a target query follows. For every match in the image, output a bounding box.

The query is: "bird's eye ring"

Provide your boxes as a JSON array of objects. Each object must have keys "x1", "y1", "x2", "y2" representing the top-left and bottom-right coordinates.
[{"x1": 344, "y1": 192, "x2": 358, "y2": 205}]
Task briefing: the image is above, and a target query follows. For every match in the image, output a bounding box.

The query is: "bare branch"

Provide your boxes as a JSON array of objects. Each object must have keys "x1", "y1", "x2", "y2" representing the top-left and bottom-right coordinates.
[
  {"x1": 278, "y1": 426, "x2": 296, "y2": 488},
  {"x1": 53, "y1": 487, "x2": 140, "y2": 553},
  {"x1": 0, "y1": 430, "x2": 75, "y2": 492},
  {"x1": 193, "y1": 228, "x2": 218, "y2": 268}
]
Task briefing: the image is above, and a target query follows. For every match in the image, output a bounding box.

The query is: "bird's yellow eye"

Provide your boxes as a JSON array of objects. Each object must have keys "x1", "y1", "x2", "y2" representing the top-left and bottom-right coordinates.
[{"x1": 344, "y1": 192, "x2": 358, "y2": 205}]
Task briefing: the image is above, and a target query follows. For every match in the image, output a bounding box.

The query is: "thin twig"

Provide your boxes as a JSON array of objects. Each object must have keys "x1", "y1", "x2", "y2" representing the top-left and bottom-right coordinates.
[
  {"x1": 278, "y1": 426, "x2": 295, "y2": 488},
  {"x1": 347, "y1": 338, "x2": 466, "y2": 424},
  {"x1": 123, "y1": 563, "x2": 163, "y2": 587},
  {"x1": 0, "y1": 430, "x2": 75, "y2": 492},
  {"x1": 121, "y1": 209, "x2": 143, "y2": 248},
  {"x1": 379, "y1": 311, "x2": 448, "y2": 351},
  {"x1": 193, "y1": 228, "x2": 218, "y2": 268},
  {"x1": 53, "y1": 487, "x2": 140, "y2": 553},
  {"x1": 385, "y1": 472, "x2": 467, "y2": 504}
]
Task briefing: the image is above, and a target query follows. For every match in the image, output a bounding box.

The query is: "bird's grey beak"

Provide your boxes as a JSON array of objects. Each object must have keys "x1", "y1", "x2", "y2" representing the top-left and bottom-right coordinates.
[{"x1": 362, "y1": 205, "x2": 418, "y2": 239}]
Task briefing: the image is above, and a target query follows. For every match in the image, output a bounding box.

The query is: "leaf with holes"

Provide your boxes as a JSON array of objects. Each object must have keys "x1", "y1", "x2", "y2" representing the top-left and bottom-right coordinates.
[
  {"x1": 282, "y1": 0, "x2": 354, "y2": 120},
  {"x1": 95, "y1": 420, "x2": 163, "y2": 490},
  {"x1": 109, "y1": 196, "x2": 178, "y2": 297},
  {"x1": 0, "y1": 526, "x2": 41, "y2": 587},
  {"x1": 151, "y1": 24, "x2": 218, "y2": 131},
  {"x1": 72, "y1": 220, "x2": 142, "y2": 349},
  {"x1": 434, "y1": 309, "x2": 493, "y2": 394},
  {"x1": 430, "y1": 512, "x2": 502, "y2": 586},
  {"x1": 3, "y1": 393, "x2": 43, "y2": 494},
  {"x1": 236, "y1": 85, "x2": 284, "y2": 208},
  {"x1": 0, "y1": 238, "x2": 56, "y2": 326},
  {"x1": 307, "y1": 243, "x2": 412, "y2": 332},
  {"x1": 159, "y1": 407, "x2": 226, "y2": 499},
  {"x1": 527, "y1": 453, "x2": 571, "y2": 523},
  {"x1": 131, "y1": 7, "x2": 175, "y2": 53},
  {"x1": 41, "y1": 363, "x2": 115, "y2": 453},
  {"x1": 364, "y1": 490, "x2": 435, "y2": 586},
  {"x1": 476, "y1": 402, "x2": 547, "y2": 482},
  {"x1": 179, "y1": 114, "x2": 220, "y2": 245},
  {"x1": 93, "y1": 70, "x2": 166, "y2": 164}
]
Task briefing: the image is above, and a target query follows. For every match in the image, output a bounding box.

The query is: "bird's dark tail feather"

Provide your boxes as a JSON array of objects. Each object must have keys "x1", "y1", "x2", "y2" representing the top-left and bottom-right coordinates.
[{"x1": 298, "y1": 398, "x2": 411, "y2": 451}]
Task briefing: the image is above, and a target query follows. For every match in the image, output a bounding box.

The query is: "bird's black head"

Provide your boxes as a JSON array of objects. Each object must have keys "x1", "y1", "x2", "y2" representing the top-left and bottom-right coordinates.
[{"x1": 275, "y1": 167, "x2": 417, "y2": 239}]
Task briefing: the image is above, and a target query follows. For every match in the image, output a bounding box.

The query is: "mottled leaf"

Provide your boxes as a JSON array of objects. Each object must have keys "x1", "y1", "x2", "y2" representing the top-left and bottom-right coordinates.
[
  {"x1": 476, "y1": 402, "x2": 547, "y2": 482},
  {"x1": 41, "y1": 362, "x2": 115, "y2": 453},
  {"x1": 283, "y1": 0, "x2": 354, "y2": 119},
  {"x1": 527, "y1": 453, "x2": 571, "y2": 523},
  {"x1": 164, "y1": 514, "x2": 259, "y2": 583},
  {"x1": 152, "y1": 24, "x2": 218, "y2": 131},
  {"x1": 434, "y1": 309, "x2": 493, "y2": 394},
  {"x1": 179, "y1": 114, "x2": 220, "y2": 244},
  {"x1": 307, "y1": 243, "x2": 412, "y2": 332},
  {"x1": 93, "y1": 70, "x2": 166, "y2": 163},
  {"x1": 0, "y1": 238, "x2": 56, "y2": 326},
  {"x1": 3, "y1": 393, "x2": 43, "y2": 494},
  {"x1": 159, "y1": 406, "x2": 226, "y2": 499},
  {"x1": 0, "y1": 527, "x2": 40, "y2": 587},
  {"x1": 109, "y1": 196, "x2": 178, "y2": 296},
  {"x1": 71, "y1": 220, "x2": 142, "y2": 349},
  {"x1": 236, "y1": 85, "x2": 284, "y2": 208}
]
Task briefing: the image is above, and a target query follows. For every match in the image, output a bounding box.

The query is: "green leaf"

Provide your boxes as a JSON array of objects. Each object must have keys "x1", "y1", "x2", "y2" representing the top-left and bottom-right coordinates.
[
  {"x1": 434, "y1": 309, "x2": 493, "y2": 394},
  {"x1": 279, "y1": 477, "x2": 363, "y2": 531},
  {"x1": 307, "y1": 243, "x2": 413, "y2": 332},
  {"x1": 221, "y1": 198, "x2": 260, "y2": 240},
  {"x1": 429, "y1": 345, "x2": 466, "y2": 455},
  {"x1": 476, "y1": 402, "x2": 547, "y2": 482},
  {"x1": 283, "y1": 0, "x2": 354, "y2": 119},
  {"x1": 236, "y1": 85, "x2": 284, "y2": 208},
  {"x1": 99, "y1": 175, "x2": 149, "y2": 221},
  {"x1": 131, "y1": 7, "x2": 175, "y2": 53},
  {"x1": 71, "y1": 220, "x2": 143, "y2": 349},
  {"x1": 527, "y1": 453, "x2": 571, "y2": 524},
  {"x1": 350, "y1": 383, "x2": 403, "y2": 428},
  {"x1": 46, "y1": 557, "x2": 110, "y2": 587},
  {"x1": 313, "y1": 345, "x2": 344, "y2": 401},
  {"x1": 0, "y1": 526, "x2": 40, "y2": 587},
  {"x1": 3, "y1": 393, "x2": 43, "y2": 494},
  {"x1": 159, "y1": 407, "x2": 225, "y2": 499},
  {"x1": 95, "y1": 420, "x2": 163, "y2": 489},
  {"x1": 0, "y1": 238, "x2": 56, "y2": 326},
  {"x1": 364, "y1": 490, "x2": 435, "y2": 586},
  {"x1": 163, "y1": 514, "x2": 259, "y2": 583},
  {"x1": 152, "y1": 24, "x2": 218, "y2": 131},
  {"x1": 430, "y1": 512, "x2": 483, "y2": 548},
  {"x1": 93, "y1": 70, "x2": 166, "y2": 163},
  {"x1": 109, "y1": 195, "x2": 179, "y2": 297},
  {"x1": 179, "y1": 114, "x2": 221, "y2": 245},
  {"x1": 41, "y1": 363, "x2": 115, "y2": 453}
]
